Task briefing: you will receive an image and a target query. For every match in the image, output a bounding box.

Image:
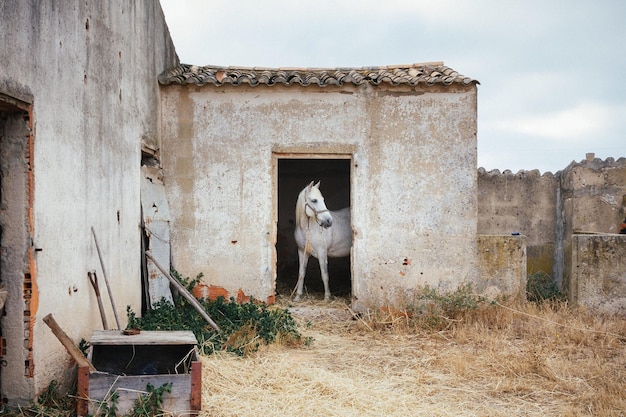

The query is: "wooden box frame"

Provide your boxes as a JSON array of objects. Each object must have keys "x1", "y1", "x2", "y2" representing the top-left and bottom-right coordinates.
[{"x1": 76, "y1": 330, "x2": 202, "y2": 416}]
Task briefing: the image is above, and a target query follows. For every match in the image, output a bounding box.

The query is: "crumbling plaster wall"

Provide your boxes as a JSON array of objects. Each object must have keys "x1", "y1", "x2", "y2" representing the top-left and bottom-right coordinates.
[
  {"x1": 161, "y1": 83, "x2": 478, "y2": 309},
  {"x1": 572, "y1": 234, "x2": 626, "y2": 314},
  {"x1": 477, "y1": 169, "x2": 559, "y2": 277},
  {"x1": 478, "y1": 155, "x2": 626, "y2": 310},
  {"x1": 0, "y1": 1, "x2": 177, "y2": 404},
  {"x1": 477, "y1": 235, "x2": 526, "y2": 300},
  {"x1": 561, "y1": 156, "x2": 626, "y2": 300},
  {"x1": 0, "y1": 113, "x2": 32, "y2": 401}
]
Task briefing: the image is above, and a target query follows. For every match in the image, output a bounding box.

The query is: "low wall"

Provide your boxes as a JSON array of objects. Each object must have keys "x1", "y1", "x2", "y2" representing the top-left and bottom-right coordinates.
[
  {"x1": 560, "y1": 156, "x2": 626, "y2": 300},
  {"x1": 476, "y1": 235, "x2": 527, "y2": 300},
  {"x1": 571, "y1": 234, "x2": 626, "y2": 314},
  {"x1": 478, "y1": 156, "x2": 626, "y2": 304},
  {"x1": 477, "y1": 169, "x2": 558, "y2": 277}
]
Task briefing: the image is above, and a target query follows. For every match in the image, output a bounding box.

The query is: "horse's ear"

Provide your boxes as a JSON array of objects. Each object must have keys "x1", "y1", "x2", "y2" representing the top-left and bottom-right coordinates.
[
  {"x1": 307, "y1": 181, "x2": 315, "y2": 189},
  {"x1": 313, "y1": 180, "x2": 321, "y2": 189}
]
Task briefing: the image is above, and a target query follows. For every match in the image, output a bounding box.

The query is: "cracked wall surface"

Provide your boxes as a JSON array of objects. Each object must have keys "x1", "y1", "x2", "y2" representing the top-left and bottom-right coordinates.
[
  {"x1": 0, "y1": 1, "x2": 178, "y2": 404},
  {"x1": 161, "y1": 83, "x2": 479, "y2": 310}
]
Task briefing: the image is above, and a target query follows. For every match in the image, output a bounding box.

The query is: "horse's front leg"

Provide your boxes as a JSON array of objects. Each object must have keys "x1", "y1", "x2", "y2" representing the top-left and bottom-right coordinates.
[
  {"x1": 318, "y1": 252, "x2": 331, "y2": 302},
  {"x1": 294, "y1": 247, "x2": 309, "y2": 302}
]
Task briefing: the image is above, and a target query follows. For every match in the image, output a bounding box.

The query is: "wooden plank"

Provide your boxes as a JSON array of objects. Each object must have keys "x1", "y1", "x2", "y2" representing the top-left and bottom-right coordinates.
[
  {"x1": 190, "y1": 361, "x2": 202, "y2": 411},
  {"x1": 88, "y1": 373, "x2": 194, "y2": 416},
  {"x1": 90, "y1": 330, "x2": 197, "y2": 346},
  {"x1": 43, "y1": 314, "x2": 97, "y2": 371},
  {"x1": 76, "y1": 366, "x2": 90, "y2": 417},
  {"x1": 145, "y1": 252, "x2": 221, "y2": 332}
]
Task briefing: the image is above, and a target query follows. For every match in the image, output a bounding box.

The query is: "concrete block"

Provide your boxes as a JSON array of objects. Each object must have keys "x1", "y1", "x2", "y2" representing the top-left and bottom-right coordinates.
[
  {"x1": 572, "y1": 234, "x2": 626, "y2": 314},
  {"x1": 477, "y1": 235, "x2": 527, "y2": 300}
]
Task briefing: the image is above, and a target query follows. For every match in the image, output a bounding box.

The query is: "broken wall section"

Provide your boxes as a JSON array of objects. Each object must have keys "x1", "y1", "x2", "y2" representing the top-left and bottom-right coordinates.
[
  {"x1": 478, "y1": 154, "x2": 626, "y2": 311},
  {"x1": 560, "y1": 155, "x2": 626, "y2": 300},
  {"x1": 477, "y1": 168, "x2": 559, "y2": 279},
  {"x1": 0, "y1": 109, "x2": 34, "y2": 402},
  {"x1": 571, "y1": 234, "x2": 626, "y2": 314},
  {"x1": 476, "y1": 235, "x2": 526, "y2": 300}
]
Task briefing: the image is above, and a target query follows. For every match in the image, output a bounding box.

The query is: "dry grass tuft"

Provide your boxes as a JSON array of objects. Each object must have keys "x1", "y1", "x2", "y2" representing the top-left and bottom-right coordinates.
[
  {"x1": 199, "y1": 296, "x2": 626, "y2": 417},
  {"x1": 221, "y1": 320, "x2": 263, "y2": 357}
]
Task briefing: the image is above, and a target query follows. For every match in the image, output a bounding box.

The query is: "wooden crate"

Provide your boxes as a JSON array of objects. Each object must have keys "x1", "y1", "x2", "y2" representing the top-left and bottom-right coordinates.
[{"x1": 77, "y1": 330, "x2": 201, "y2": 416}]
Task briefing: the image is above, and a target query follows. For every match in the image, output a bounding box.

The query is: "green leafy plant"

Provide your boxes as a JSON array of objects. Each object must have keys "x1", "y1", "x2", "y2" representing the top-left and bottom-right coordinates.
[
  {"x1": 130, "y1": 383, "x2": 172, "y2": 417},
  {"x1": 526, "y1": 272, "x2": 564, "y2": 303},
  {"x1": 91, "y1": 383, "x2": 171, "y2": 417},
  {"x1": 126, "y1": 271, "x2": 310, "y2": 356},
  {"x1": 126, "y1": 305, "x2": 139, "y2": 329},
  {"x1": 94, "y1": 391, "x2": 119, "y2": 417},
  {"x1": 78, "y1": 338, "x2": 90, "y2": 358}
]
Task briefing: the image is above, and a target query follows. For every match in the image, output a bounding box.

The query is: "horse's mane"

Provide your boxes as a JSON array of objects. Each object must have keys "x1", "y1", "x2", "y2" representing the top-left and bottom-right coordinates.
[{"x1": 295, "y1": 188, "x2": 307, "y2": 227}]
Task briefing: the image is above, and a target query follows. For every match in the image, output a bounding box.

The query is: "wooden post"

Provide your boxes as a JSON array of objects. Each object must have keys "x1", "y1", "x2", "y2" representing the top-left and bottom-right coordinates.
[
  {"x1": 91, "y1": 226, "x2": 122, "y2": 329},
  {"x1": 76, "y1": 365, "x2": 90, "y2": 416},
  {"x1": 43, "y1": 313, "x2": 96, "y2": 372},
  {"x1": 145, "y1": 251, "x2": 221, "y2": 332},
  {"x1": 190, "y1": 361, "x2": 202, "y2": 411}
]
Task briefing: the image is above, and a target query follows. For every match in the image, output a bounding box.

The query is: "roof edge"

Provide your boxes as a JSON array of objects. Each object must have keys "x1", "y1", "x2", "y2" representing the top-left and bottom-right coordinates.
[{"x1": 158, "y1": 62, "x2": 479, "y2": 87}]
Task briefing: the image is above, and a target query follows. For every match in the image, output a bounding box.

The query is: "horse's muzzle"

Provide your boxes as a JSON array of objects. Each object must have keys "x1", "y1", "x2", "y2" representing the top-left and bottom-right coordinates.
[{"x1": 321, "y1": 217, "x2": 333, "y2": 228}]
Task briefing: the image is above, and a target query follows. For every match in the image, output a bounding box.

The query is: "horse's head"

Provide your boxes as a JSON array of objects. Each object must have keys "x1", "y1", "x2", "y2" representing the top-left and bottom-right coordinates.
[{"x1": 303, "y1": 181, "x2": 333, "y2": 228}]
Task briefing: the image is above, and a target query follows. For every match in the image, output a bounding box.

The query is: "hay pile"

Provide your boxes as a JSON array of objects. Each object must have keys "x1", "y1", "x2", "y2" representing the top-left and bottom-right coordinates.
[{"x1": 199, "y1": 296, "x2": 626, "y2": 417}]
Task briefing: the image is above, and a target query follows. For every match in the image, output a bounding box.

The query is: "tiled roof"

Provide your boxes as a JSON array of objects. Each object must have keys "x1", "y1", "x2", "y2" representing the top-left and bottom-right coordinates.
[{"x1": 158, "y1": 62, "x2": 477, "y2": 87}]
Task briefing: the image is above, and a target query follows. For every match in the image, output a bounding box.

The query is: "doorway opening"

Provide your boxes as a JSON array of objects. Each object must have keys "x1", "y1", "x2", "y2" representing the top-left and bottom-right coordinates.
[
  {"x1": 0, "y1": 94, "x2": 34, "y2": 405},
  {"x1": 276, "y1": 157, "x2": 351, "y2": 300}
]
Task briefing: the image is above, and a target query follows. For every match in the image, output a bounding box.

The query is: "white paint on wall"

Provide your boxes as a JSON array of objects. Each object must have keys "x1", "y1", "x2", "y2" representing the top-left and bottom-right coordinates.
[
  {"x1": 0, "y1": 1, "x2": 178, "y2": 403},
  {"x1": 162, "y1": 83, "x2": 478, "y2": 309}
]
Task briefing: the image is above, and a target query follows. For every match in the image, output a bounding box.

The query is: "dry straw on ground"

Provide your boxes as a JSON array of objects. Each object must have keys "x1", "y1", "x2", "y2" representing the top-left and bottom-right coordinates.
[{"x1": 200, "y1": 295, "x2": 626, "y2": 417}]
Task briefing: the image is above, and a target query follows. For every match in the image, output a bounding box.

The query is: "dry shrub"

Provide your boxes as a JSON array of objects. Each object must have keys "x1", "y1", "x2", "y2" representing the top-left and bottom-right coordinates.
[
  {"x1": 199, "y1": 294, "x2": 626, "y2": 417},
  {"x1": 221, "y1": 320, "x2": 262, "y2": 357}
]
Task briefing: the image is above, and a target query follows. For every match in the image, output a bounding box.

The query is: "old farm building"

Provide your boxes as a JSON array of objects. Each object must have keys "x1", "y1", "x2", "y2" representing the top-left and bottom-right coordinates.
[
  {"x1": 2, "y1": 0, "x2": 625, "y2": 407},
  {"x1": 157, "y1": 63, "x2": 485, "y2": 311}
]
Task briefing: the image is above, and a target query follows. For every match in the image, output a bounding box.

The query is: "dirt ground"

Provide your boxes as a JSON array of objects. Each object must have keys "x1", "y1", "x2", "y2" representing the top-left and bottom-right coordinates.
[{"x1": 199, "y1": 296, "x2": 626, "y2": 417}]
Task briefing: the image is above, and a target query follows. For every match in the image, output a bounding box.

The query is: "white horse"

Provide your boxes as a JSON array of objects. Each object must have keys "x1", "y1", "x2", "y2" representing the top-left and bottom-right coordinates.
[{"x1": 293, "y1": 181, "x2": 352, "y2": 302}]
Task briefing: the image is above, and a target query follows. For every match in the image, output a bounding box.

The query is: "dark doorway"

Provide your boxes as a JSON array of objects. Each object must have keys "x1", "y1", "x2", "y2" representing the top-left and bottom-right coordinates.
[{"x1": 276, "y1": 158, "x2": 351, "y2": 299}]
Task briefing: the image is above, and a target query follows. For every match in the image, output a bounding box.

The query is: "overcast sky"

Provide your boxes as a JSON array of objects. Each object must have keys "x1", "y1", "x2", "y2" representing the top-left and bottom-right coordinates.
[{"x1": 160, "y1": 0, "x2": 626, "y2": 174}]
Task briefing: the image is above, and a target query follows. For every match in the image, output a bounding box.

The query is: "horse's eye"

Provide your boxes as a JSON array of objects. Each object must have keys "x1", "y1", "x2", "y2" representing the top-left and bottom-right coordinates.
[{"x1": 311, "y1": 199, "x2": 318, "y2": 204}]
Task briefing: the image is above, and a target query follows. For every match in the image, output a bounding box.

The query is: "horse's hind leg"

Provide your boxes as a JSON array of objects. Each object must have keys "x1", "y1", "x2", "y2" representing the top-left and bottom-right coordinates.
[{"x1": 294, "y1": 248, "x2": 309, "y2": 302}]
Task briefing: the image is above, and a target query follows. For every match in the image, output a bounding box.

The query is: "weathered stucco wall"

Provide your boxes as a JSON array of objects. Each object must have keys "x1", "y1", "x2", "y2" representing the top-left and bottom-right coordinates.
[
  {"x1": 478, "y1": 155, "x2": 626, "y2": 308},
  {"x1": 561, "y1": 156, "x2": 626, "y2": 235},
  {"x1": 477, "y1": 235, "x2": 527, "y2": 300},
  {"x1": 0, "y1": 1, "x2": 177, "y2": 404},
  {"x1": 477, "y1": 168, "x2": 558, "y2": 277},
  {"x1": 571, "y1": 234, "x2": 626, "y2": 314},
  {"x1": 561, "y1": 156, "x2": 626, "y2": 298},
  {"x1": 161, "y1": 82, "x2": 478, "y2": 309}
]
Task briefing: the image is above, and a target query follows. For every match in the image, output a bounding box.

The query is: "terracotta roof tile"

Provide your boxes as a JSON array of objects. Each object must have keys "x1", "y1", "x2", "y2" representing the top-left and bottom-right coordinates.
[{"x1": 158, "y1": 62, "x2": 478, "y2": 87}]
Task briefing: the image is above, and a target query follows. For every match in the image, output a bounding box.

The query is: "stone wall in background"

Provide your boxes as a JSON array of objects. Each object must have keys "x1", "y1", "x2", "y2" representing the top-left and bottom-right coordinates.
[
  {"x1": 478, "y1": 154, "x2": 626, "y2": 312},
  {"x1": 560, "y1": 156, "x2": 626, "y2": 302},
  {"x1": 478, "y1": 168, "x2": 558, "y2": 278}
]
